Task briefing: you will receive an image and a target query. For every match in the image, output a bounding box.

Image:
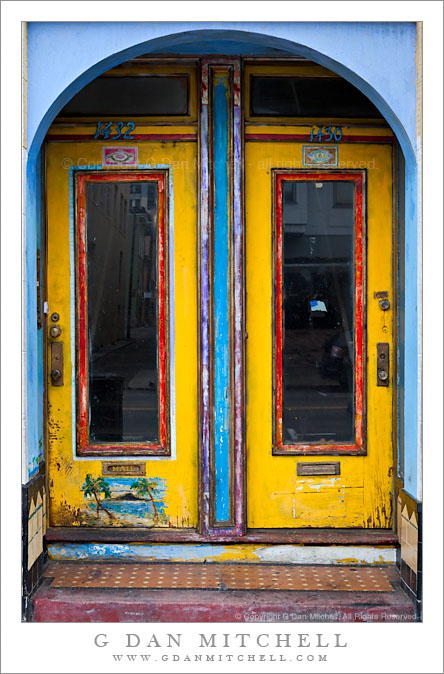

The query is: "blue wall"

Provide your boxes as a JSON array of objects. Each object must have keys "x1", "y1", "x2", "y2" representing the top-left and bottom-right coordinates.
[
  {"x1": 403, "y1": 162, "x2": 420, "y2": 497},
  {"x1": 25, "y1": 149, "x2": 44, "y2": 478},
  {"x1": 24, "y1": 22, "x2": 420, "y2": 498},
  {"x1": 27, "y1": 23, "x2": 417, "y2": 162}
]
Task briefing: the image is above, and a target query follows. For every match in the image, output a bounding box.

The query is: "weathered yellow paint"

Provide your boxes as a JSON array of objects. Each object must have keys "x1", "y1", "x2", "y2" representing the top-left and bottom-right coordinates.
[
  {"x1": 335, "y1": 557, "x2": 393, "y2": 565},
  {"x1": 244, "y1": 63, "x2": 341, "y2": 79},
  {"x1": 245, "y1": 124, "x2": 395, "y2": 140},
  {"x1": 46, "y1": 139, "x2": 198, "y2": 528},
  {"x1": 46, "y1": 125, "x2": 197, "y2": 138},
  {"x1": 47, "y1": 542, "x2": 396, "y2": 565},
  {"x1": 245, "y1": 141, "x2": 394, "y2": 528}
]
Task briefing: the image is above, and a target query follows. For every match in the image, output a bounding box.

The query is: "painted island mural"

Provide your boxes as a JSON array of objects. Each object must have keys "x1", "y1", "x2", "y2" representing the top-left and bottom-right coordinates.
[{"x1": 80, "y1": 475, "x2": 168, "y2": 527}]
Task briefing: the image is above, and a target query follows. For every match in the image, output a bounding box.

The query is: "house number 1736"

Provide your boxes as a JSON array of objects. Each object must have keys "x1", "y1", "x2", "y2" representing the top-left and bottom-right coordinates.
[{"x1": 310, "y1": 126, "x2": 342, "y2": 142}]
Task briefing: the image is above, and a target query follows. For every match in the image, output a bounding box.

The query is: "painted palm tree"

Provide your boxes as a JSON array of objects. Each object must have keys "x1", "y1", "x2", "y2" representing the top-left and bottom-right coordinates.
[
  {"x1": 81, "y1": 474, "x2": 116, "y2": 520},
  {"x1": 131, "y1": 478, "x2": 160, "y2": 523}
]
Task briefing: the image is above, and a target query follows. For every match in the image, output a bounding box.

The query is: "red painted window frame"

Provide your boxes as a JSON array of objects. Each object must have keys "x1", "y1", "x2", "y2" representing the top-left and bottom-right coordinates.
[
  {"x1": 274, "y1": 171, "x2": 365, "y2": 456},
  {"x1": 76, "y1": 171, "x2": 169, "y2": 456}
]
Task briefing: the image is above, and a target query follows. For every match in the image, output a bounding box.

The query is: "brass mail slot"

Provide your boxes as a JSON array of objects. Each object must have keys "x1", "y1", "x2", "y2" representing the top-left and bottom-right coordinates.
[
  {"x1": 297, "y1": 462, "x2": 340, "y2": 476},
  {"x1": 102, "y1": 462, "x2": 146, "y2": 476}
]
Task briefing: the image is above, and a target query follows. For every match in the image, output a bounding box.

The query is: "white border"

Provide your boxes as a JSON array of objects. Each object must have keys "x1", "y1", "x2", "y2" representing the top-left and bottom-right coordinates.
[{"x1": 1, "y1": 3, "x2": 443, "y2": 674}]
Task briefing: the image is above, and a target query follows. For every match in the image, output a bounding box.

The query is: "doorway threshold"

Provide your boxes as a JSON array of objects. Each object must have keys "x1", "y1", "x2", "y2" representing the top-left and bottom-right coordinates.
[
  {"x1": 46, "y1": 527, "x2": 397, "y2": 545},
  {"x1": 31, "y1": 561, "x2": 416, "y2": 623}
]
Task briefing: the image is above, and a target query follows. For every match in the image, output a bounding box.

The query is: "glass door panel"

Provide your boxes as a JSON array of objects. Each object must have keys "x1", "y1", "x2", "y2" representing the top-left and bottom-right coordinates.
[
  {"x1": 245, "y1": 140, "x2": 394, "y2": 529},
  {"x1": 276, "y1": 176, "x2": 363, "y2": 453},
  {"x1": 77, "y1": 174, "x2": 167, "y2": 454}
]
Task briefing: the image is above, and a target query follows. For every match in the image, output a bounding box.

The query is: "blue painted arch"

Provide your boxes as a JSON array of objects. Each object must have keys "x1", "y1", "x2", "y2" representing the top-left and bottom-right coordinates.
[
  {"x1": 27, "y1": 25, "x2": 416, "y2": 167},
  {"x1": 25, "y1": 23, "x2": 420, "y2": 498}
]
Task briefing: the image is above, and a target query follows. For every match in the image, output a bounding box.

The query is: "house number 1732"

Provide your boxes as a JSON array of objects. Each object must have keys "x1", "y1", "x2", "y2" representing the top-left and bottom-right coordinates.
[{"x1": 310, "y1": 126, "x2": 342, "y2": 142}]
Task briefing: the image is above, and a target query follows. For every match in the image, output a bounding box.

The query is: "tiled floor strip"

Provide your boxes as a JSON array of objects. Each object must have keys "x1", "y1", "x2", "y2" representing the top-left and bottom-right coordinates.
[{"x1": 45, "y1": 562, "x2": 394, "y2": 592}]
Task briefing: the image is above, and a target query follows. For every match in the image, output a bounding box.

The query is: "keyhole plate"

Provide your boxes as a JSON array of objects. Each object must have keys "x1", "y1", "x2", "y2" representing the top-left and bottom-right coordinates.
[{"x1": 376, "y1": 342, "x2": 389, "y2": 387}]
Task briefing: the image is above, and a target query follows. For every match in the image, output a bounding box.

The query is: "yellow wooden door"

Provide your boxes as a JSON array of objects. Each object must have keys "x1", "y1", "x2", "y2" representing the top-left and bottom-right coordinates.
[
  {"x1": 45, "y1": 138, "x2": 198, "y2": 528},
  {"x1": 245, "y1": 140, "x2": 394, "y2": 528}
]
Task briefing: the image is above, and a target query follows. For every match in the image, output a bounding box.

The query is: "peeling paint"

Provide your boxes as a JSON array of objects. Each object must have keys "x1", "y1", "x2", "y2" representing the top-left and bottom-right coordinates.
[
  {"x1": 47, "y1": 139, "x2": 198, "y2": 528},
  {"x1": 48, "y1": 542, "x2": 397, "y2": 565},
  {"x1": 213, "y1": 70, "x2": 231, "y2": 524},
  {"x1": 246, "y1": 141, "x2": 393, "y2": 529}
]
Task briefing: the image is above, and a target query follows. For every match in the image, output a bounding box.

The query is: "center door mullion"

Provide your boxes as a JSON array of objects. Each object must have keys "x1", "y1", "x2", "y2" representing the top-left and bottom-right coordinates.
[{"x1": 199, "y1": 59, "x2": 244, "y2": 536}]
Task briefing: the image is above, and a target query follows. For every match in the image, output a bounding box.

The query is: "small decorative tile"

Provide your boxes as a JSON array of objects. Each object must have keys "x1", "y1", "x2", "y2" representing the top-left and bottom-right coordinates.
[
  {"x1": 102, "y1": 147, "x2": 138, "y2": 166},
  {"x1": 302, "y1": 145, "x2": 338, "y2": 167}
]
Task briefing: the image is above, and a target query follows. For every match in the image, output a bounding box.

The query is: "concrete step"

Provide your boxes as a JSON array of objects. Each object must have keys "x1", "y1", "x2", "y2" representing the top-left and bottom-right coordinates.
[{"x1": 31, "y1": 562, "x2": 417, "y2": 623}]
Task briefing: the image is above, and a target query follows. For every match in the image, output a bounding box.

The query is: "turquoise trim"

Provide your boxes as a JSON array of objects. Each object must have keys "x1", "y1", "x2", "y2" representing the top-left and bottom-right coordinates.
[
  {"x1": 67, "y1": 164, "x2": 177, "y2": 462},
  {"x1": 213, "y1": 74, "x2": 231, "y2": 523}
]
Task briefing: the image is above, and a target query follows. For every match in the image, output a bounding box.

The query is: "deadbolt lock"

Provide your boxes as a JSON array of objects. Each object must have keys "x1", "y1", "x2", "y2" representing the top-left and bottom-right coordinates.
[
  {"x1": 376, "y1": 342, "x2": 389, "y2": 387},
  {"x1": 51, "y1": 369, "x2": 62, "y2": 381},
  {"x1": 379, "y1": 299, "x2": 390, "y2": 311},
  {"x1": 49, "y1": 325, "x2": 61, "y2": 338},
  {"x1": 51, "y1": 312, "x2": 60, "y2": 322}
]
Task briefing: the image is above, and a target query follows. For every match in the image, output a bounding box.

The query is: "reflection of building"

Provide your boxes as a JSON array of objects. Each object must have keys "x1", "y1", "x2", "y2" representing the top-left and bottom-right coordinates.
[
  {"x1": 127, "y1": 183, "x2": 158, "y2": 334},
  {"x1": 86, "y1": 181, "x2": 159, "y2": 348},
  {"x1": 86, "y1": 182, "x2": 131, "y2": 348},
  {"x1": 283, "y1": 181, "x2": 354, "y2": 330}
]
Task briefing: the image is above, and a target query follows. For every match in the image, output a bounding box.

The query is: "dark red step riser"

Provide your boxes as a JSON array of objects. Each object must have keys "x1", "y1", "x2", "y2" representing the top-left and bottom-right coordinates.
[{"x1": 33, "y1": 591, "x2": 415, "y2": 623}]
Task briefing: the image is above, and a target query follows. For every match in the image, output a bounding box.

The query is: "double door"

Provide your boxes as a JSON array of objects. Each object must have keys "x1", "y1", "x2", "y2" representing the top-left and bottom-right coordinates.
[{"x1": 45, "y1": 60, "x2": 394, "y2": 534}]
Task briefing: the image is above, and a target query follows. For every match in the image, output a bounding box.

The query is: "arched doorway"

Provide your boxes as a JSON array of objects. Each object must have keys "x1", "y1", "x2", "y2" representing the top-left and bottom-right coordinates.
[{"x1": 42, "y1": 51, "x2": 399, "y2": 548}]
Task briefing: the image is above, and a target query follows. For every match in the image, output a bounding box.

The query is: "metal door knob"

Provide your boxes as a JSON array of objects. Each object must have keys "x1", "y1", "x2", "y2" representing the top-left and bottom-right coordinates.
[
  {"x1": 377, "y1": 369, "x2": 388, "y2": 381},
  {"x1": 49, "y1": 325, "x2": 61, "y2": 338},
  {"x1": 51, "y1": 369, "x2": 62, "y2": 381},
  {"x1": 379, "y1": 299, "x2": 390, "y2": 311}
]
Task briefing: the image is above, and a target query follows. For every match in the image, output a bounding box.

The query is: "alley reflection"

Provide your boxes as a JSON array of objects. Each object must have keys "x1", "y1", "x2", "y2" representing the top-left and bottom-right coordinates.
[
  {"x1": 282, "y1": 181, "x2": 355, "y2": 444},
  {"x1": 86, "y1": 181, "x2": 159, "y2": 442}
]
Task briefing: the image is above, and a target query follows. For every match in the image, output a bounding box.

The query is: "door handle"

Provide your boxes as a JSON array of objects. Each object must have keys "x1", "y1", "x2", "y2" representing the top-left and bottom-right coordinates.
[
  {"x1": 376, "y1": 342, "x2": 389, "y2": 387},
  {"x1": 50, "y1": 341, "x2": 64, "y2": 386}
]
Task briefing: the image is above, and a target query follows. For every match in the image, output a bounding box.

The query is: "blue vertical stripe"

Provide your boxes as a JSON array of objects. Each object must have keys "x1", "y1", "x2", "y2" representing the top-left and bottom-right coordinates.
[
  {"x1": 403, "y1": 159, "x2": 419, "y2": 498},
  {"x1": 213, "y1": 73, "x2": 231, "y2": 522},
  {"x1": 26, "y1": 151, "x2": 44, "y2": 479}
]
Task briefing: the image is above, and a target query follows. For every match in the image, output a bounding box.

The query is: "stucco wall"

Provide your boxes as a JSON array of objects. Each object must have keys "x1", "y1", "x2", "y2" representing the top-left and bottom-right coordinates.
[
  {"x1": 23, "y1": 21, "x2": 421, "y2": 498},
  {"x1": 27, "y1": 22, "x2": 417, "y2": 162}
]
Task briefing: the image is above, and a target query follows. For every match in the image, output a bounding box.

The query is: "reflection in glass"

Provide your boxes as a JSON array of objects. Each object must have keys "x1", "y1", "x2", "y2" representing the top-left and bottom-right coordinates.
[
  {"x1": 60, "y1": 76, "x2": 189, "y2": 116},
  {"x1": 251, "y1": 76, "x2": 381, "y2": 118},
  {"x1": 86, "y1": 181, "x2": 159, "y2": 443},
  {"x1": 282, "y1": 181, "x2": 355, "y2": 444}
]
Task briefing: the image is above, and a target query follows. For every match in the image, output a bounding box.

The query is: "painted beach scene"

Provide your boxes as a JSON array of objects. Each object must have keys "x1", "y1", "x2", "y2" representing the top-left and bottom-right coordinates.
[{"x1": 80, "y1": 475, "x2": 168, "y2": 527}]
